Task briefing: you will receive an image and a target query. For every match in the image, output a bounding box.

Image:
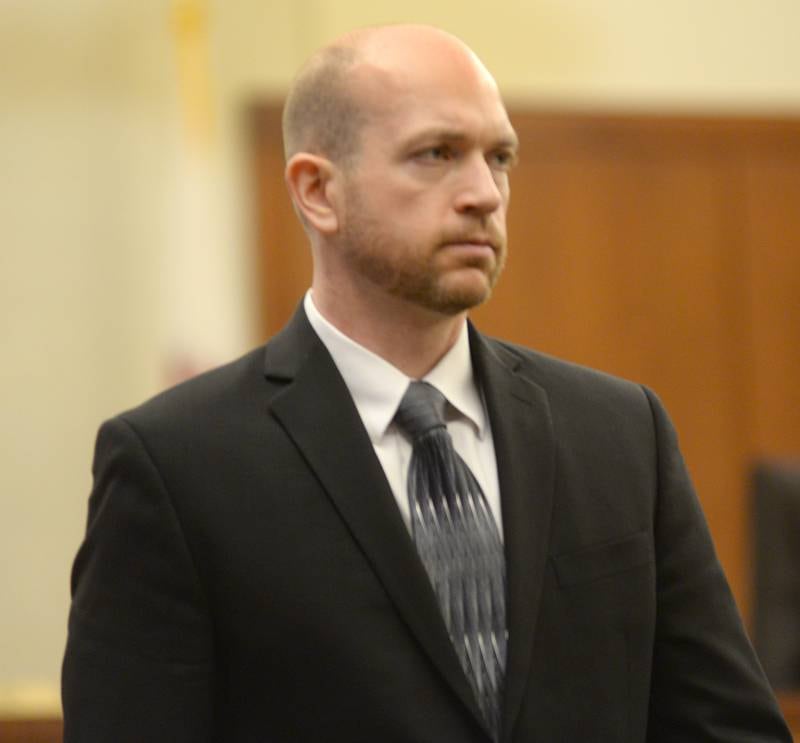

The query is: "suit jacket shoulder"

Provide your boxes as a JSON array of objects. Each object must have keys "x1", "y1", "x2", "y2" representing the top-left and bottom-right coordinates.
[{"x1": 481, "y1": 333, "x2": 647, "y2": 405}]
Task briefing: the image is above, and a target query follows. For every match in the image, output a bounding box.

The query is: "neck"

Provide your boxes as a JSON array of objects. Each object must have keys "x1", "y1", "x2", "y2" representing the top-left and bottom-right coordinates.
[{"x1": 311, "y1": 280, "x2": 466, "y2": 379}]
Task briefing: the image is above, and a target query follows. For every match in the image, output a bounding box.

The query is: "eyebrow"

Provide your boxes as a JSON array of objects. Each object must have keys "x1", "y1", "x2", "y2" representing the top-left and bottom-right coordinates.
[{"x1": 403, "y1": 127, "x2": 520, "y2": 152}]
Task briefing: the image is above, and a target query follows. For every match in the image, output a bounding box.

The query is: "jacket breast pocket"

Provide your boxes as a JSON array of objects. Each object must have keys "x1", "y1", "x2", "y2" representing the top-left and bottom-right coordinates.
[{"x1": 552, "y1": 530, "x2": 653, "y2": 588}]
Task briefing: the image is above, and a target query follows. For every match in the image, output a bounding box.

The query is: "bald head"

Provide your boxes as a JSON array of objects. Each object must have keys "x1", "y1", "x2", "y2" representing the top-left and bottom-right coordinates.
[{"x1": 281, "y1": 25, "x2": 500, "y2": 165}]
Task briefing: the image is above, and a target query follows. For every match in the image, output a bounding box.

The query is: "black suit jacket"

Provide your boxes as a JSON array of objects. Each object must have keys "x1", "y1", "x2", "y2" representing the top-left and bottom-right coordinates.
[{"x1": 63, "y1": 307, "x2": 791, "y2": 742}]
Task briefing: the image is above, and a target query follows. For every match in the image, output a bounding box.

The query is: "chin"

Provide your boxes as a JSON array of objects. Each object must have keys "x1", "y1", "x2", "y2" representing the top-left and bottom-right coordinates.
[{"x1": 426, "y1": 277, "x2": 495, "y2": 315}]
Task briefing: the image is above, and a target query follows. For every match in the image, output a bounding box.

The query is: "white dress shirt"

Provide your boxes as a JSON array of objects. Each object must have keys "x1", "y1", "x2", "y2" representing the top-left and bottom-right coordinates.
[{"x1": 304, "y1": 291, "x2": 503, "y2": 539}]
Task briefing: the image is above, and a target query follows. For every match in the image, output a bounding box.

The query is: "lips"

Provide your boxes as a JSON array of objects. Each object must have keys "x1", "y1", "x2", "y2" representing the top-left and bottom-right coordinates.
[
  {"x1": 438, "y1": 241, "x2": 499, "y2": 271},
  {"x1": 441, "y1": 236, "x2": 498, "y2": 252}
]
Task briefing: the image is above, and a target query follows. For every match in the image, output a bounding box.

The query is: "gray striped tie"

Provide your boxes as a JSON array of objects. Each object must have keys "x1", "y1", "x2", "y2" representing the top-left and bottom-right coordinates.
[{"x1": 395, "y1": 380, "x2": 506, "y2": 740}]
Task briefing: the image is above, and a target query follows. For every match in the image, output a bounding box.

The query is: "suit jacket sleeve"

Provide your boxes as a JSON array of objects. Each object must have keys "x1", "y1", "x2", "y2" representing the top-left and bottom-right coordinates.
[
  {"x1": 62, "y1": 415, "x2": 215, "y2": 743},
  {"x1": 643, "y1": 388, "x2": 791, "y2": 742}
]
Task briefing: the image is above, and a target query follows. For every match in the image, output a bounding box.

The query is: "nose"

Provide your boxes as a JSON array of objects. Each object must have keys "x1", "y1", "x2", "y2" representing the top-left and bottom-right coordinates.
[{"x1": 453, "y1": 153, "x2": 505, "y2": 216}]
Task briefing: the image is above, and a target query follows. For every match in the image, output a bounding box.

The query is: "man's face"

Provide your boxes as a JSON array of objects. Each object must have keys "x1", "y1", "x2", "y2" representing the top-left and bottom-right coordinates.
[{"x1": 333, "y1": 50, "x2": 517, "y2": 316}]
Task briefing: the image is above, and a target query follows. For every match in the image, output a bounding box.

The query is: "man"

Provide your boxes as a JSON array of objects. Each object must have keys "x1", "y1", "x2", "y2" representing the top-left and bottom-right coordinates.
[{"x1": 62, "y1": 24, "x2": 791, "y2": 742}]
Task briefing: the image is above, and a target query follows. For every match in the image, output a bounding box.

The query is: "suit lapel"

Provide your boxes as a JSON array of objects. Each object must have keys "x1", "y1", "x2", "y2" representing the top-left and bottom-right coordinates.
[
  {"x1": 470, "y1": 327, "x2": 557, "y2": 743},
  {"x1": 263, "y1": 308, "x2": 485, "y2": 730}
]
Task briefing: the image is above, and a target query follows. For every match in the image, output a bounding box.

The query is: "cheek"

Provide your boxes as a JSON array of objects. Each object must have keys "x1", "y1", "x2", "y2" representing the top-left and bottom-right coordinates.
[
  {"x1": 496, "y1": 188, "x2": 511, "y2": 222},
  {"x1": 497, "y1": 177, "x2": 511, "y2": 203},
  {"x1": 363, "y1": 186, "x2": 421, "y2": 225}
]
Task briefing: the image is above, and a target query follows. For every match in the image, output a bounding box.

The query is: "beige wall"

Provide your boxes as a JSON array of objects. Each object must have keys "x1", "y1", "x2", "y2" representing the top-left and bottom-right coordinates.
[{"x1": 1, "y1": 0, "x2": 799, "y2": 715}]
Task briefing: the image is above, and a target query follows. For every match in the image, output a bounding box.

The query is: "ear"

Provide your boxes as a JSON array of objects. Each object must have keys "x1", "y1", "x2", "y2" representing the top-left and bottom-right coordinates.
[{"x1": 284, "y1": 153, "x2": 341, "y2": 234}]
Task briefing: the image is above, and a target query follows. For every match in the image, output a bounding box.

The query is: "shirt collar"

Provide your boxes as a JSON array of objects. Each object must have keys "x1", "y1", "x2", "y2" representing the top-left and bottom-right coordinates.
[{"x1": 303, "y1": 291, "x2": 488, "y2": 443}]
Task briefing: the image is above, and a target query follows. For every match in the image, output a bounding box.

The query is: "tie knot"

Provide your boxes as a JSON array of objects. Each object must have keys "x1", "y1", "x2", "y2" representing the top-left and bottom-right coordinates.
[{"x1": 394, "y1": 381, "x2": 447, "y2": 441}]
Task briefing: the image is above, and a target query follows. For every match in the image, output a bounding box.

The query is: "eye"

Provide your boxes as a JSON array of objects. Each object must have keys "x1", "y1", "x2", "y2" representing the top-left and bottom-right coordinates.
[
  {"x1": 416, "y1": 144, "x2": 456, "y2": 162},
  {"x1": 488, "y1": 148, "x2": 517, "y2": 171}
]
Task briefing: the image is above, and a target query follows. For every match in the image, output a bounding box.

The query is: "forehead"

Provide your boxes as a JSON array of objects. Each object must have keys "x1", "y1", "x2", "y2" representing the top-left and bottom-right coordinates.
[{"x1": 353, "y1": 42, "x2": 515, "y2": 147}]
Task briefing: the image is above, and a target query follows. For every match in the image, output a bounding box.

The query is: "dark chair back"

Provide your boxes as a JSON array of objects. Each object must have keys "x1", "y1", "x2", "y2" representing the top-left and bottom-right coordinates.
[{"x1": 752, "y1": 460, "x2": 800, "y2": 690}]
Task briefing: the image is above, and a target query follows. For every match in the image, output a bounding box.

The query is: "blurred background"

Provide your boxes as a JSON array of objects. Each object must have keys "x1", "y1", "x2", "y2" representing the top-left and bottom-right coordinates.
[{"x1": 1, "y1": 0, "x2": 799, "y2": 736}]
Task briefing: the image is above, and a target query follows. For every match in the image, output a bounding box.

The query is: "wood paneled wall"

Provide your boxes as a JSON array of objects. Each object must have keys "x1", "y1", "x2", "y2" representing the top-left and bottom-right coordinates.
[
  {"x1": 249, "y1": 106, "x2": 800, "y2": 623},
  {"x1": 0, "y1": 719, "x2": 62, "y2": 743}
]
